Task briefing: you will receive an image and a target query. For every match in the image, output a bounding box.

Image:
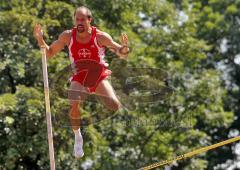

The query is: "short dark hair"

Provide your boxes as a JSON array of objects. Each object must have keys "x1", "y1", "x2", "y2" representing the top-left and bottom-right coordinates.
[{"x1": 74, "y1": 6, "x2": 92, "y2": 19}]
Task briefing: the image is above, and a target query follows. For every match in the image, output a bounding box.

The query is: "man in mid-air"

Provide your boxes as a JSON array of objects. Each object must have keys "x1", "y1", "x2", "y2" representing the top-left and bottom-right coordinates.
[{"x1": 33, "y1": 6, "x2": 129, "y2": 158}]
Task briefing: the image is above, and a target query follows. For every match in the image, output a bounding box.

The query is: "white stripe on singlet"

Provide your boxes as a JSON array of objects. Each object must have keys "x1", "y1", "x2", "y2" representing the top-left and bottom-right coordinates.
[
  {"x1": 94, "y1": 37, "x2": 109, "y2": 67},
  {"x1": 68, "y1": 37, "x2": 74, "y2": 64},
  {"x1": 68, "y1": 36, "x2": 75, "y2": 81}
]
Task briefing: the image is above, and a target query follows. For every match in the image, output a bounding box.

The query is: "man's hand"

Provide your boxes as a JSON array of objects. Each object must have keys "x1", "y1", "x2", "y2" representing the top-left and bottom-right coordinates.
[
  {"x1": 33, "y1": 23, "x2": 48, "y2": 49},
  {"x1": 34, "y1": 24, "x2": 44, "y2": 42},
  {"x1": 97, "y1": 31, "x2": 130, "y2": 59},
  {"x1": 119, "y1": 33, "x2": 129, "y2": 59},
  {"x1": 120, "y1": 33, "x2": 128, "y2": 46}
]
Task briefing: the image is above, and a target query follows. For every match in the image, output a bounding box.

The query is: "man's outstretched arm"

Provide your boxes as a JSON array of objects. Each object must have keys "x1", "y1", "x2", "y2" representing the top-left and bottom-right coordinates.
[
  {"x1": 98, "y1": 32, "x2": 130, "y2": 59},
  {"x1": 33, "y1": 24, "x2": 68, "y2": 59}
]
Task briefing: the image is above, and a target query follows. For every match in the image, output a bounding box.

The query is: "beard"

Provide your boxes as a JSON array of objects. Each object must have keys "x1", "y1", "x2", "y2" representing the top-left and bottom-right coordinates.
[{"x1": 77, "y1": 24, "x2": 85, "y2": 33}]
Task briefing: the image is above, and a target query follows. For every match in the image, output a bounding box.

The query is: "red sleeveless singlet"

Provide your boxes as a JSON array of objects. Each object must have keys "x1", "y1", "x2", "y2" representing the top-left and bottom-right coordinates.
[{"x1": 68, "y1": 26, "x2": 112, "y2": 93}]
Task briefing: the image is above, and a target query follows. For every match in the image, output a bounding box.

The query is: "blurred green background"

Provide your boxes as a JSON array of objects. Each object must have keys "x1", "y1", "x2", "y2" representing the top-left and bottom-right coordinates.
[{"x1": 1, "y1": 0, "x2": 240, "y2": 169}]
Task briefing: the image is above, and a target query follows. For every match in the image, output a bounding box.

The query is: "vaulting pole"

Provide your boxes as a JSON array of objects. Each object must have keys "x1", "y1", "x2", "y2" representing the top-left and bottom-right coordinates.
[{"x1": 41, "y1": 47, "x2": 55, "y2": 170}]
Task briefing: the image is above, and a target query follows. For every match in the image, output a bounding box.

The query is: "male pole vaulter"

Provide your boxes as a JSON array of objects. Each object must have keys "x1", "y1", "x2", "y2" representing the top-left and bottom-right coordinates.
[{"x1": 33, "y1": 6, "x2": 129, "y2": 158}]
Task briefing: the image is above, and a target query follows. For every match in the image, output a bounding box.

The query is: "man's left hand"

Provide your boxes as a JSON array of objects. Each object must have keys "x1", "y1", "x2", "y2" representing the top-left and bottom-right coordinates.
[{"x1": 119, "y1": 33, "x2": 129, "y2": 59}]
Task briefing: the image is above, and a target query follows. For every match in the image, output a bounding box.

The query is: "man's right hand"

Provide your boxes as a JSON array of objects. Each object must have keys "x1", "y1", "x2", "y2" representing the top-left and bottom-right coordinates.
[
  {"x1": 33, "y1": 25, "x2": 69, "y2": 58},
  {"x1": 34, "y1": 23, "x2": 43, "y2": 41}
]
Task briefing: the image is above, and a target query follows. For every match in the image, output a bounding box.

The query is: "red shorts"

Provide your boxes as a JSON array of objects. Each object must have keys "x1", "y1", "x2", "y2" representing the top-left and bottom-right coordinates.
[{"x1": 70, "y1": 66, "x2": 112, "y2": 93}]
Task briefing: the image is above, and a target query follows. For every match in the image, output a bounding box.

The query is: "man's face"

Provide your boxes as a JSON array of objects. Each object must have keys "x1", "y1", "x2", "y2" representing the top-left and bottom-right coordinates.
[{"x1": 74, "y1": 9, "x2": 92, "y2": 33}]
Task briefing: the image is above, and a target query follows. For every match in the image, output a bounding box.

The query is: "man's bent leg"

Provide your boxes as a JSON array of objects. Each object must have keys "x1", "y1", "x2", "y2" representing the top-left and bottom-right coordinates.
[{"x1": 95, "y1": 79, "x2": 121, "y2": 112}]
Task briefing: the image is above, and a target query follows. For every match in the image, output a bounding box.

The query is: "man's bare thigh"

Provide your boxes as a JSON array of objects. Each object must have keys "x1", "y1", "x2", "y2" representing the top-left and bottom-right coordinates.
[
  {"x1": 94, "y1": 79, "x2": 121, "y2": 111},
  {"x1": 68, "y1": 81, "x2": 89, "y2": 105}
]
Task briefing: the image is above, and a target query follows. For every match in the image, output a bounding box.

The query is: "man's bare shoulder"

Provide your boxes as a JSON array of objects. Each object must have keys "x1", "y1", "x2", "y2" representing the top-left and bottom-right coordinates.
[
  {"x1": 59, "y1": 30, "x2": 72, "y2": 45},
  {"x1": 96, "y1": 29, "x2": 112, "y2": 44},
  {"x1": 60, "y1": 30, "x2": 72, "y2": 39}
]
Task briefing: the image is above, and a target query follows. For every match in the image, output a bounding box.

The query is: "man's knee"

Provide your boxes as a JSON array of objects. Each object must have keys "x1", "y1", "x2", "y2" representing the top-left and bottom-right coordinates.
[
  {"x1": 69, "y1": 100, "x2": 80, "y2": 108},
  {"x1": 109, "y1": 100, "x2": 121, "y2": 112},
  {"x1": 68, "y1": 90, "x2": 88, "y2": 107}
]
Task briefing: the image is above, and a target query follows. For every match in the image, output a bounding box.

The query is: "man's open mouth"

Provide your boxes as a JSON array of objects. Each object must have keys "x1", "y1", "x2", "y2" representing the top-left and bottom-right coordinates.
[{"x1": 77, "y1": 24, "x2": 84, "y2": 29}]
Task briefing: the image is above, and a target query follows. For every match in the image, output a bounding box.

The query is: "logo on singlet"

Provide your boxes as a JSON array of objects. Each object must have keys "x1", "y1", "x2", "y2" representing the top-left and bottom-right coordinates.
[{"x1": 78, "y1": 48, "x2": 91, "y2": 58}]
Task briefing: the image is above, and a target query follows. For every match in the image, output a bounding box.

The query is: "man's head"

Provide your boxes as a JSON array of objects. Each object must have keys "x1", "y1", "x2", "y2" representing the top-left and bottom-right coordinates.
[{"x1": 73, "y1": 6, "x2": 93, "y2": 33}]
